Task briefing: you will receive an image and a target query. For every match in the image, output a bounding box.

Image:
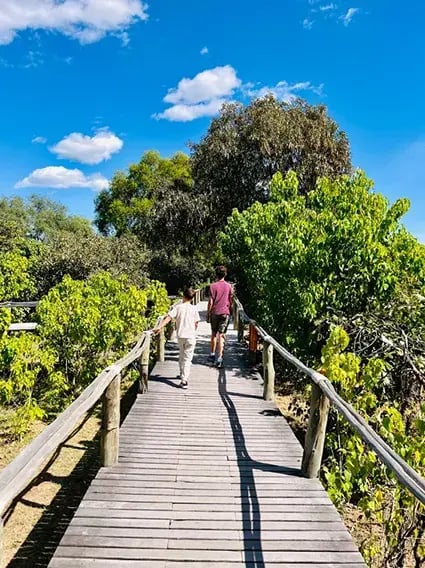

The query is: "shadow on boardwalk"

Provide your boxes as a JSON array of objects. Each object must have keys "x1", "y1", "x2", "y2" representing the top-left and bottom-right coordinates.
[
  {"x1": 218, "y1": 337, "x2": 301, "y2": 567},
  {"x1": 5, "y1": 381, "x2": 138, "y2": 568}
]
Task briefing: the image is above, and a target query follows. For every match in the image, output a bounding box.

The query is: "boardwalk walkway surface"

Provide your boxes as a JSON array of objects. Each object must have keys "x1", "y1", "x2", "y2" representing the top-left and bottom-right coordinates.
[{"x1": 49, "y1": 301, "x2": 366, "y2": 567}]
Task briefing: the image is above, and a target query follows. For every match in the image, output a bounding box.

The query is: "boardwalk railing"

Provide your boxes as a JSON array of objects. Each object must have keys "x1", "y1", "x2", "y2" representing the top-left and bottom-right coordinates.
[
  {"x1": 233, "y1": 297, "x2": 425, "y2": 505},
  {"x1": 1, "y1": 301, "x2": 39, "y2": 332},
  {"x1": 0, "y1": 301, "x2": 39, "y2": 309},
  {"x1": 0, "y1": 331, "x2": 148, "y2": 553},
  {"x1": 0, "y1": 289, "x2": 204, "y2": 560}
]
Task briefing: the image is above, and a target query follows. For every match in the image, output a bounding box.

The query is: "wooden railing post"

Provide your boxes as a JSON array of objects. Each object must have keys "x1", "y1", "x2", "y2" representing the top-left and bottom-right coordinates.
[
  {"x1": 237, "y1": 309, "x2": 244, "y2": 342},
  {"x1": 0, "y1": 517, "x2": 4, "y2": 568},
  {"x1": 100, "y1": 374, "x2": 120, "y2": 466},
  {"x1": 302, "y1": 382, "x2": 330, "y2": 478},
  {"x1": 233, "y1": 301, "x2": 239, "y2": 330},
  {"x1": 262, "y1": 341, "x2": 275, "y2": 401},
  {"x1": 248, "y1": 323, "x2": 258, "y2": 365},
  {"x1": 139, "y1": 334, "x2": 151, "y2": 394},
  {"x1": 156, "y1": 328, "x2": 165, "y2": 363}
]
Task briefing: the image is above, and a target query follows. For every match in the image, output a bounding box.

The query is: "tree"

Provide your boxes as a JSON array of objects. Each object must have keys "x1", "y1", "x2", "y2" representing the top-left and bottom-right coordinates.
[
  {"x1": 0, "y1": 250, "x2": 35, "y2": 301},
  {"x1": 191, "y1": 95, "x2": 352, "y2": 234},
  {"x1": 94, "y1": 151, "x2": 212, "y2": 290},
  {"x1": 221, "y1": 170, "x2": 424, "y2": 358},
  {"x1": 95, "y1": 150, "x2": 193, "y2": 239},
  {"x1": 0, "y1": 196, "x2": 93, "y2": 250},
  {"x1": 26, "y1": 195, "x2": 93, "y2": 241},
  {"x1": 31, "y1": 232, "x2": 150, "y2": 296}
]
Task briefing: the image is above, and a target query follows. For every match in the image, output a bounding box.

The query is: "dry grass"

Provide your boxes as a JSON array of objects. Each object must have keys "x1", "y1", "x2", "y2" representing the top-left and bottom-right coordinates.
[{"x1": 1, "y1": 414, "x2": 101, "y2": 568}]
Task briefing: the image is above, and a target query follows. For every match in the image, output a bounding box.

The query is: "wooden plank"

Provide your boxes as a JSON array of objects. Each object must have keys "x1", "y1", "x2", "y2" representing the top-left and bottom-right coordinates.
[
  {"x1": 0, "y1": 332, "x2": 150, "y2": 516},
  {"x1": 49, "y1": 304, "x2": 366, "y2": 567},
  {"x1": 53, "y1": 547, "x2": 243, "y2": 561},
  {"x1": 8, "y1": 322, "x2": 38, "y2": 331},
  {"x1": 50, "y1": 560, "x2": 166, "y2": 568},
  {"x1": 1, "y1": 301, "x2": 38, "y2": 308}
]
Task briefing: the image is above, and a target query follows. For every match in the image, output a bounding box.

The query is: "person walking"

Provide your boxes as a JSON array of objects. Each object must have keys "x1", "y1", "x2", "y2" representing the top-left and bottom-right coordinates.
[
  {"x1": 207, "y1": 265, "x2": 233, "y2": 368},
  {"x1": 154, "y1": 287, "x2": 200, "y2": 389}
]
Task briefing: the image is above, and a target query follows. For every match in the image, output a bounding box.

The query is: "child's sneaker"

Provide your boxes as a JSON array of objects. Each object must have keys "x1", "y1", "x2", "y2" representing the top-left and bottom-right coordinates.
[
  {"x1": 179, "y1": 380, "x2": 188, "y2": 389},
  {"x1": 215, "y1": 357, "x2": 223, "y2": 368}
]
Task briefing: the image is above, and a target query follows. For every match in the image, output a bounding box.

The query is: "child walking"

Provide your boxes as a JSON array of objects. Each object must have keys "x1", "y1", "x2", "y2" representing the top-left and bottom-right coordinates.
[{"x1": 154, "y1": 287, "x2": 200, "y2": 389}]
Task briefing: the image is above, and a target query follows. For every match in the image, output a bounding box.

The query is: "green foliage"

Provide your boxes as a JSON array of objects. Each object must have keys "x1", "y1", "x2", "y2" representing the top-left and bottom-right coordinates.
[
  {"x1": 36, "y1": 272, "x2": 168, "y2": 390},
  {"x1": 95, "y1": 150, "x2": 193, "y2": 238},
  {"x1": 321, "y1": 327, "x2": 425, "y2": 565},
  {"x1": 0, "y1": 330, "x2": 62, "y2": 437},
  {"x1": 94, "y1": 150, "x2": 213, "y2": 291},
  {"x1": 221, "y1": 170, "x2": 425, "y2": 358},
  {"x1": 0, "y1": 273, "x2": 169, "y2": 438},
  {"x1": 191, "y1": 95, "x2": 351, "y2": 236},
  {"x1": 0, "y1": 250, "x2": 35, "y2": 301},
  {"x1": 0, "y1": 195, "x2": 93, "y2": 252},
  {"x1": 31, "y1": 232, "x2": 150, "y2": 295}
]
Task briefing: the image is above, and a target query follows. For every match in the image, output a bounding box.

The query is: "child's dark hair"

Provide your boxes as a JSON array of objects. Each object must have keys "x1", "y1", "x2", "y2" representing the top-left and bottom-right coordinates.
[
  {"x1": 215, "y1": 265, "x2": 227, "y2": 279},
  {"x1": 183, "y1": 287, "x2": 195, "y2": 300}
]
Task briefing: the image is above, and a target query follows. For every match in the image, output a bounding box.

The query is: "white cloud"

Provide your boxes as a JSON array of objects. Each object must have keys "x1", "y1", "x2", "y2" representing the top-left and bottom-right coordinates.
[
  {"x1": 319, "y1": 3, "x2": 337, "y2": 11},
  {"x1": 32, "y1": 136, "x2": 47, "y2": 144},
  {"x1": 341, "y1": 7, "x2": 359, "y2": 26},
  {"x1": 155, "y1": 65, "x2": 324, "y2": 122},
  {"x1": 247, "y1": 80, "x2": 324, "y2": 102},
  {"x1": 24, "y1": 50, "x2": 44, "y2": 68},
  {"x1": 0, "y1": 0, "x2": 148, "y2": 45},
  {"x1": 15, "y1": 166, "x2": 108, "y2": 191},
  {"x1": 164, "y1": 65, "x2": 241, "y2": 105},
  {"x1": 155, "y1": 99, "x2": 227, "y2": 122},
  {"x1": 304, "y1": 2, "x2": 360, "y2": 28},
  {"x1": 50, "y1": 129, "x2": 124, "y2": 165},
  {"x1": 156, "y1": 66, "x2": 241, "y2": 122},
  {"x1": 200, "y1": 46, "x2": 208, "y2": 55}
]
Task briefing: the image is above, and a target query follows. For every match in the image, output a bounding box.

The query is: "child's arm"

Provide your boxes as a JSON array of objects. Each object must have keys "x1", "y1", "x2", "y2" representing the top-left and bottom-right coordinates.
[{"x1": 153, "y1": 314, "x2": 172, "y2": 334}]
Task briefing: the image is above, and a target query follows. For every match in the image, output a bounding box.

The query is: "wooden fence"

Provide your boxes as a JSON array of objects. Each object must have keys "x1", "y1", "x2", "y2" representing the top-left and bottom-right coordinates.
[
  {"x1": 232, "y1": 297, "x2": 425, "y2": 505},
  {"x1": 0, "y1": 290, "x2": 204, "y2": 561},
  {"x1": 2, "y1": 301, "x2": 39, "y2": 332}
]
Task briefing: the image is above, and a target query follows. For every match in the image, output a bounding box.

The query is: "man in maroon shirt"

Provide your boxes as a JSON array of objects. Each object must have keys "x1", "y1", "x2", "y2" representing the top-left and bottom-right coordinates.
[{"x1": 207, "y1": 265, "x2": 233, "y2": 367}]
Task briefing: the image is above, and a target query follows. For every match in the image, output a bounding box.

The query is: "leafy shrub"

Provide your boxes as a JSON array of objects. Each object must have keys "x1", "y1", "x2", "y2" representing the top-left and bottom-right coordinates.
[
  {"x1": 221, "y1": 170, "x2": 425, "y2": 359},
  {"x1": 0, "y1": 273, "x2": 169, "y2": 438},
  {"x1": 322, "y1": 327, "x2": 425, "y2": 566}
]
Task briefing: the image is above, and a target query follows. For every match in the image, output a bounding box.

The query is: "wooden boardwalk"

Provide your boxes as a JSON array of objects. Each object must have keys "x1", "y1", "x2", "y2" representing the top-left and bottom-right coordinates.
[{"x1": 49, "y1": 302, "x2": 366, "y2": 567}]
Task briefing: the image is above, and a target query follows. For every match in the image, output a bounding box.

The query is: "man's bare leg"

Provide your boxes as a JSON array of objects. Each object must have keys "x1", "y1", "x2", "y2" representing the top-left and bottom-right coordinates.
[
  {"x1": 210, "y1": 333, "x2": 218, "y2": 356},
  {"x1": 217, "y1": 333, "x2": 225, "y2": 358}
]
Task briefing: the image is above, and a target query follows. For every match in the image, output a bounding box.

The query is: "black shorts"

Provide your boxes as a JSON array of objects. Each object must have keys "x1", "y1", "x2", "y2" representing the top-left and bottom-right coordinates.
[{"x1": 211, "y1": 314, "x2": 230, "y2": 334}]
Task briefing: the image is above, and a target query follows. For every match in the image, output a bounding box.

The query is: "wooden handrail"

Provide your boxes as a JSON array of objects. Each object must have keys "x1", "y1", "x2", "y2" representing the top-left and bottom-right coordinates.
[
  {"x1": 0, "y1": 322, "x2": 167, "y2": 532},
  {"x1": 0, "y1": 301, "x2": 38, "y2": 308},
  {"x1": 234, "y1": 298, "x2": 425, "y2": 504},
  {"x1": 0, "y1": 291, "x2": 203, "y2": 536},
  {"x1": 8, "y1": 323, "x2": 38, "y2": 331},
  {"x1": 1, "y1": 302, "x2": 39, "y2": 331}
]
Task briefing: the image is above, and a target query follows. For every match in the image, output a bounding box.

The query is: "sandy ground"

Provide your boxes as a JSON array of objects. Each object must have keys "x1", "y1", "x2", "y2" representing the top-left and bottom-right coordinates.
[{"x1": 1, "y1": 414, "x2": 101, "y2": 568}]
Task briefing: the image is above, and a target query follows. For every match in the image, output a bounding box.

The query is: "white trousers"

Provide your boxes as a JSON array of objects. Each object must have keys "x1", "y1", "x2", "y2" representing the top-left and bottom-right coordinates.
[{"x1": 178, "y1": 338, "x2": 196, "y2": 381}]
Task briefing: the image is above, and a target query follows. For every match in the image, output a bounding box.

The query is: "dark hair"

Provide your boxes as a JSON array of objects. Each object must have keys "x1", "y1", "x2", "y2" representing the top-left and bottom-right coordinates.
[
  {"x1": 183, "y1": 287, "x2": 195, "y2": 300},
  {"x1": 215, "y1": 265, "x2": 227, "y2": 279}
]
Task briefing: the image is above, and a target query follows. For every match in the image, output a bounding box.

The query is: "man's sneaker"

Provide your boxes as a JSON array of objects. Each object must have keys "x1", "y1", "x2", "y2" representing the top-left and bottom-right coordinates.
[
  {"x1": 179, "y1": 380, "x2": 188, "y2": 389},
  {"x1": 215, "y1": 357, "x2": 223, "y2": 368},
  {"x1": 208, "y1": 354, "x2": 215, "y2": 363},
  {"x1": 176, "y1": 374, "x2": 181, "y2": 380}
]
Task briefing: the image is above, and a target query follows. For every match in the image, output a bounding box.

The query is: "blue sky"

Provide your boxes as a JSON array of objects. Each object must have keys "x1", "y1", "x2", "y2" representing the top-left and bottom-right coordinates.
[{"x1": 0, "y1": 0, "x2": 424, "y2": 241}]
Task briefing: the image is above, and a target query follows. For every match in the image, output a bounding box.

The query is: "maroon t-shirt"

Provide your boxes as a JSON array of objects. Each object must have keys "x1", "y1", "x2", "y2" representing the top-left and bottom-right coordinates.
[{"x1": 210, "y1": 280, "x2": 233, "y2": 316}]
